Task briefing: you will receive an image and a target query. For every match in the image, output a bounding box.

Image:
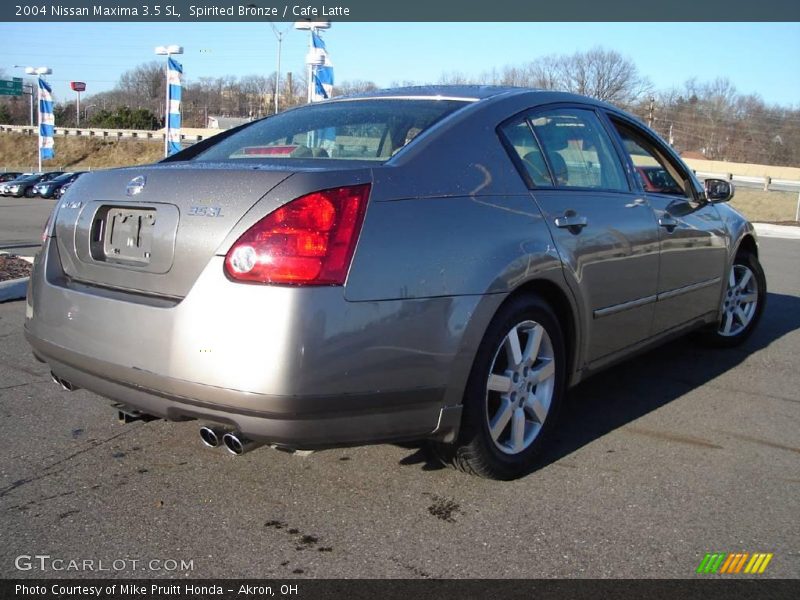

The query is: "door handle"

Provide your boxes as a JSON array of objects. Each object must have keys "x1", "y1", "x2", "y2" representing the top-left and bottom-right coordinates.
[
  {"x1": 658, "y1": 216, "x2": 678, "y2": 232},
  {"x1": 554, "y1": 214, "x2": 588, "y2": 232}
]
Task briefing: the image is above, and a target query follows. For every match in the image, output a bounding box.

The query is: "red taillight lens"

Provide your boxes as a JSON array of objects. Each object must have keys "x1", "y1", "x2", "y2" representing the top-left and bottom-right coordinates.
[{"x1": 224, "y1": 184, "x2": 371, "y2": 285}]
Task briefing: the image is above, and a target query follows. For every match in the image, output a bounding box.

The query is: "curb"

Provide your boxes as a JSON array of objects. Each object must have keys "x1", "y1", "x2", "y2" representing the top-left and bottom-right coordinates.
[
  {"x1": 0, "y1": 251, "x2": 33, "y2": 302},
  {"x1": 0, "y1": 276, "x2": 29, "y2": 303},
  {"x1": 753, "y1": 223, "x2": 800, "y2": 240}
]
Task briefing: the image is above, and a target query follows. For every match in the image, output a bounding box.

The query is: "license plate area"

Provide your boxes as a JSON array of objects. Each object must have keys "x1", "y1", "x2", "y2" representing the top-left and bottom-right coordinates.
[
  {"x1": 74, "y1": 202, "x2": 178, "y2": 274},
  {"x1": 90, "y1": 206, "x2": 156, "y2": 265}
]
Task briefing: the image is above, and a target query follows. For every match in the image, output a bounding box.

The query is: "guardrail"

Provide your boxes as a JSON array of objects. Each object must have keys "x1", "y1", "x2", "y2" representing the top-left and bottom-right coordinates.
[
  {"x1": 0, "y1": 124, "x2": 205, "y2": 143},
  {"x1": 694, "y1": 170, "x2": 800, "y2": 193}
]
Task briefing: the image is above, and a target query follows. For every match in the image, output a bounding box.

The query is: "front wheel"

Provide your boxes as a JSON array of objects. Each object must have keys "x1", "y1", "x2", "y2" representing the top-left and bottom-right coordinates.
[
  {"x1": 434, "y1": 294, "x2": 566, "y2": 480},
  {"x1": 700, "y1": 251, "x2": 766, "y2": 347}
]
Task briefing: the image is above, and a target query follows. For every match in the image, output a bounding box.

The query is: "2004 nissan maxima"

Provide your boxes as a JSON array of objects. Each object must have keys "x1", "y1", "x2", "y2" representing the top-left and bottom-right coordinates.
[{"x1": 25, "y1": 87, "x2": 766, "y2": 479}]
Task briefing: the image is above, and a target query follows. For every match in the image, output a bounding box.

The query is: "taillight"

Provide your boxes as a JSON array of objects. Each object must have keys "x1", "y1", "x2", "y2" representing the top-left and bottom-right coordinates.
[{"x1": 224, "y1": 184, "x2": 371, "y2": 285}]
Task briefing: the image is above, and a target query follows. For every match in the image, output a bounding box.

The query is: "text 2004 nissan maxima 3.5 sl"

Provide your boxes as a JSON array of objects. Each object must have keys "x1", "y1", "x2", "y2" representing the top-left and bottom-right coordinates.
[{"x1": 25, "y1": 87, "x2": 765, "y2": 479}]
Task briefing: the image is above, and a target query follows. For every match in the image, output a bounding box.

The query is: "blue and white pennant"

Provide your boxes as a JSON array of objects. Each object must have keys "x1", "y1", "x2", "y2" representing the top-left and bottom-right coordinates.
[
  {"x1": 167, "y1": 57, "x2": 183, "y2": 155},
  {"x1": 311, "y1": 31, "x2": 334, "y2": 102},
  {"x1": 38, "y1": 78, "x2": 55, "y2": 160}
]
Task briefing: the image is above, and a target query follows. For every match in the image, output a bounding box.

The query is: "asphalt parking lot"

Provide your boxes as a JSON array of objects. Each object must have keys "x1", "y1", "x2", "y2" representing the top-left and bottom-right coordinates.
[{"x1": 0, "y1": 197, "x2": 798, "y2": 579}]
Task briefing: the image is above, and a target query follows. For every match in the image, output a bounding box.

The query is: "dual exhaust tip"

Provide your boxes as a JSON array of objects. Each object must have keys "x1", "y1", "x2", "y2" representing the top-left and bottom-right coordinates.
[
  {"x1": 50, "y1": 371, "x2": 78, "y2": 392},
  {"x1": 199, "y1": 425, "x2": 264, "y2": 456}
]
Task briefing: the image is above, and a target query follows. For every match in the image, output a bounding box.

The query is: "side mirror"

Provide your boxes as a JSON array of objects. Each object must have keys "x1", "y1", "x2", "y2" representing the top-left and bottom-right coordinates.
[{"x1": 704, "y1": 178, "x2": 734, "y2": 203}]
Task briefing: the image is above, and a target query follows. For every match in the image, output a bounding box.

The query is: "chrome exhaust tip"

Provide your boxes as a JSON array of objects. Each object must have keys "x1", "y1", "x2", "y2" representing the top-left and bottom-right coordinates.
[
  {"x1": 222, "y1": 432, "x2": 265, "y2": 456},
  {"x1": 199, "y1": 425, "x2": 232, "y2": 448},
  {"x1": 51, "y1": 371, "x2": 78, "y2": 391}
]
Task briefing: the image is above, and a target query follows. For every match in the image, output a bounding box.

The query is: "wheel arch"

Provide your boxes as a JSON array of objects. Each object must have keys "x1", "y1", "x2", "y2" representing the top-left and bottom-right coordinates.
[
  {"x1": 440, "y1": 274, "x2": 581, "y2": 412},
  {"x1": 509, "y1": 277, "x2": 580, "y2": 387},
  {"x1": 735, "y1": 233, "x2": 758, "y2": 259}
]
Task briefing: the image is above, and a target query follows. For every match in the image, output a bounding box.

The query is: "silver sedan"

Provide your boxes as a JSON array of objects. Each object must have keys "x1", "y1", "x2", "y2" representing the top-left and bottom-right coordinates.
[{"x1": 25, "y1": 87, "x2": 765, "y2": 479}]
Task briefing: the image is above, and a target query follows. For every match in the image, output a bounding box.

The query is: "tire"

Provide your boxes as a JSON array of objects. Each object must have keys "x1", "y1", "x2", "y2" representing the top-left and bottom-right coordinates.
[
  {"x1": 433, "y1": 294, "x2": 566, "y2": 480},
  {"x1": 23, "y1": 187, "x2": 34, "y2": 198},
  {"x1": 699, "y1": 251, "x2": 766, "y2": 347}
]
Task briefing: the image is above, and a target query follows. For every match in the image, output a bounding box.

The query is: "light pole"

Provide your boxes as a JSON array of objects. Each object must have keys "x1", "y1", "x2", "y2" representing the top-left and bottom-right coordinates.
[
  {"x1": 84, "y1": 104, "x2": 97, "y2": 123},
  {"x1": 269, "y1": 23, "x2": 290, "y2": 114},
  {"x1": 155, "y1": 45, "x2": 183, "y2": 157},
  {"x1": 23, "y1": 66, "x2": 51, "y2": 172}
]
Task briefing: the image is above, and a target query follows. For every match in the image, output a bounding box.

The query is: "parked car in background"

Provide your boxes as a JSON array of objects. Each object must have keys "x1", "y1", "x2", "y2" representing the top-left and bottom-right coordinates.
[
  {"x1": 26, "y1": 87, "x2": 765, "y2": 480},
  {"x1": 5, "y1": 172, "x2": 64, "y2": 198},
  {"x1": 0, "y1": 173, "x2": 35, "y2": 196},
  {"x1": 32, "y1": 172, "x2": 86, "y2": 199},
  {"x1": 0, "y1": 172, "x2": 22, "y2": 183},
  {"x1": 54, "y1": 179, "x2": 75, "y2": 199}
]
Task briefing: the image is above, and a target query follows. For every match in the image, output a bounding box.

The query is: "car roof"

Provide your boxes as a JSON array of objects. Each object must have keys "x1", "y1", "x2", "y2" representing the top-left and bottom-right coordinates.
[
  {"x1": 329, "y1": 85, "x2": 616, "y2": 112},
  {"x1": 340, "y1": 85, "x2": 528, "y2": 101}
]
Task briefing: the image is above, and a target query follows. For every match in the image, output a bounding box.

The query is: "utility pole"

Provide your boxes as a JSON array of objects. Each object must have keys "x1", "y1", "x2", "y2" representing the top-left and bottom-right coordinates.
[
  {"x1": 24, "y1": 83, "x2": 33, "y2": 127},
  {"x1": 648, "y1": 96, "x2": 655, "y2": 128}
]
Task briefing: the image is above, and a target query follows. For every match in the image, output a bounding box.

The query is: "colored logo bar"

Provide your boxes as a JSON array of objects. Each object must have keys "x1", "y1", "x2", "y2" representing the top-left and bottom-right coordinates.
[{"x1": 697, "y1": 552, "x2": 773, "y2": 574}]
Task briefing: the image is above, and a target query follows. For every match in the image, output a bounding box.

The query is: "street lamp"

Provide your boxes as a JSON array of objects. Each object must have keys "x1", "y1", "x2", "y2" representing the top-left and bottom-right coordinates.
[
  {"x1": 269, "y1": 23, "x2": 291, "y2": 114},
  {"x1": 155, "y1": 45, "x2": 183, "y2": 157},
  {"x1": 19, "y1": 66, "x2": 51, "y2": 172}
]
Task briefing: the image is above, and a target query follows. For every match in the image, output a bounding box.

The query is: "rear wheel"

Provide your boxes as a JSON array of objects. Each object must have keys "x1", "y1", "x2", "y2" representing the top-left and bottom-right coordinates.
[
  {"x1": 700, "y1": 251, "x2": 766, "y2": 347},
  {"x1": 434, "y1": 294, "x2": 566, "y2": 480}
]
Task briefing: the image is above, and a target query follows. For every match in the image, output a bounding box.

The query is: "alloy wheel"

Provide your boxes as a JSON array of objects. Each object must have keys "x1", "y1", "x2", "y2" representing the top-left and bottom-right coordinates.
[
  {"x1": 485, "y1": 320, "x2": 556, "y2": 455},
  {"x1": 719, "y1": 264, "x2": 759, "y2": 337}
]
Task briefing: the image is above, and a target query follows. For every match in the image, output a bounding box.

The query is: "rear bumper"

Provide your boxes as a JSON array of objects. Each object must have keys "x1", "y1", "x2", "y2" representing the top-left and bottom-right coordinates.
[
  {"x1": 27, "y1": 333, "x2": 451, "y2": 448},
  {"x1": 23, "y1": 240, "x2": 484, "y2": 448}
]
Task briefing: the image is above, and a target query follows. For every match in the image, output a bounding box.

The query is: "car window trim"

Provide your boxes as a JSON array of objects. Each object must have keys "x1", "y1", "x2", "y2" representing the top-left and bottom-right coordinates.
[
  {"x1": 496, "y1": 117, "x2": 556, "y2": 190},
  {"x1": 602, "y1": 110, "x2": 702, "y2": 202}
]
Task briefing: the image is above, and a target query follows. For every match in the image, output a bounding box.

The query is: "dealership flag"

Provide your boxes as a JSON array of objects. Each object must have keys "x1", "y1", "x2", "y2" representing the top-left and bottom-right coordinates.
[
  {"x1": 311, "y1": 31, "x2": 334, "y2": 102},
  {"x1": 38, "y1": 77, "x2": 54, "y2": 160},
  {"x1": 167, "y1": 57, "x2": 183, "y2": 155}
]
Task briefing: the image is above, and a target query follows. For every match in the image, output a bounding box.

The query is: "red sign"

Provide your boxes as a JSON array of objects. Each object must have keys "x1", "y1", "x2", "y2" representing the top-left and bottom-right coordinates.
[{"x1": 70, "y1": 81, "x2": 86, "y2": 92}]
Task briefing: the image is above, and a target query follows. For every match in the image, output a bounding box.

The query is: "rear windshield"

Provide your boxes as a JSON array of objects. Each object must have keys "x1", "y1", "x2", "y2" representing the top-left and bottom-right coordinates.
[{"x1": 194, "y1": 99, "x2": 469, "y2": 162}]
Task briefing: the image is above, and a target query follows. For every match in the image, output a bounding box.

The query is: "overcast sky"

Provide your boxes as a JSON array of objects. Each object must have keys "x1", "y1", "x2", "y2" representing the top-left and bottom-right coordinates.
[{"x1": 2, "y1": 22, "x2": 798, "y2": 106}]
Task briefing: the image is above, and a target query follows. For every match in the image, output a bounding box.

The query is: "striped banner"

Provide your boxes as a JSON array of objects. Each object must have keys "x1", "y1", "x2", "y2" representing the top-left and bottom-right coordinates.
[
  {"x1": 311, "y1": 31, "x2": 334, "y2": 102},
  {"x1": 38, "y1": 77, "x2": 54, "y2": 160},
  {"x1": 167, "y1": 57, "x2": 182, "y2": 156}
]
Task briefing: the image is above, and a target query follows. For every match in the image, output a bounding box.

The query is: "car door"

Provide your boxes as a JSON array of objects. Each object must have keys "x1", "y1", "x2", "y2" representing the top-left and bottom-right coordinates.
[
  {"x1": 605, "y1": 114, "x2": 728, "y2": 334},
  {"x1": 500, "y1": 107, "x2": 661, "y2": 365}
]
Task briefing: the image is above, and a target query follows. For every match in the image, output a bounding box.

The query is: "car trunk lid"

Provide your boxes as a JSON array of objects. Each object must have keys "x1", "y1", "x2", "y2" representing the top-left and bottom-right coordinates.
[{"x1": 53, "y1": 163, "x2": 293, "y2": 298}]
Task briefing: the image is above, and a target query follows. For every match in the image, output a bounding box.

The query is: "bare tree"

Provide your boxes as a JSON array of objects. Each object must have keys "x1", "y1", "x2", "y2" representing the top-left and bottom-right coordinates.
[
  {"x1": 335, "y1": 80, "x2": 379, "y2": 96},
  {"x1": 555, "y1": 47, "x2": 652, "y2": 106}
]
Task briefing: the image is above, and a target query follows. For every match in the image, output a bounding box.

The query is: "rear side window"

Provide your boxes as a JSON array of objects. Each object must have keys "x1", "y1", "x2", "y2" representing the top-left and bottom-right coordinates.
[
  {"x1": 499, "y1": 120, "x2": 554, "y2": 186},
  {"x1": 530, "y1": 109, "x2": 628, "y2": 192},
  {"x1": 194, "y1": 99, "x2": 469, "y2": 162}
]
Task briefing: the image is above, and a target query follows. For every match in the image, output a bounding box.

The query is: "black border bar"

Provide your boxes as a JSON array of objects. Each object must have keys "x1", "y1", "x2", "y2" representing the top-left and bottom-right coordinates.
[
  {"x1": 3, "y1": 0, "x2": 800, "y2": 22},
  {"x1": 3, "y1": 579, "x2": 799, "y2": 600}
]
